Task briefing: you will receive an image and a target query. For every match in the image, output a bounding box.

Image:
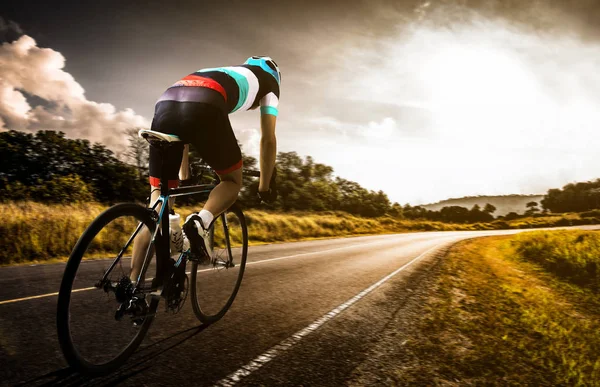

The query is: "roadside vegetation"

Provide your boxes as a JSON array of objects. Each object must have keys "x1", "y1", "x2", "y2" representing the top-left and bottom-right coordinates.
[
  {"x1": 512, "y1": 230, "x2": 600, "y2": 291},
  {"x1": 2, "y1": 129, "x2": 600, "y2": 265},
  {"x1": 0, "y1": 202, "x2": 469, "y2": 265},
  {"x1": 2, "y1": 201, "x2": 600, "y2": 265},
  {"x1": 396, "y1": 231, "x2": 600, "y2": 385},
  {"x1": 4, "y1": 129, "x2": 600, "y2": 222}
]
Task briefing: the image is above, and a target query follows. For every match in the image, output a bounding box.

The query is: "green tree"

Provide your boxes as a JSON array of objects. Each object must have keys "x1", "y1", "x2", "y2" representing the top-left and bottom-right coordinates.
[
  {"x1": 505, "y1": 212, "x2": 520, "y2": 221},
  {"x1": 32, "y1": 174, "x2": 96, "y2": 203},
  {"x1": 541, "y1": 180, "x2": 600, "y2": 213},
  {"x1": 525, "y1": 201, "x2": 540, "y2": 216},
  {"x1": 468, "y1": 204, "x2": 493, "y2": 222},
  {"x1": 388, "y1": 202, "x2": 403, "y2": 218},
  {"x1": 403, "y1": 204, "x2": 427, "y2": 219},
  {"x1": 440, "y1": 206, "x2": 471, "y2": 223},
  {"x1": 483, "y1": 203, "x2": 497, "y2": 215},
  {"x1": 0, "y1": 130, "x2": 397, "y2": 216},
  {"x1": 0, "y1": 130, "x2": 147, "y2": 203}
]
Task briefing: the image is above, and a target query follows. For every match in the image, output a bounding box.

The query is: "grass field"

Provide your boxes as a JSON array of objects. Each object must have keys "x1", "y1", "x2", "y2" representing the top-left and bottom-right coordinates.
[
  {"x1": 396, "y1": 231, "x2": 600, "y2": 385},
  {"x1": 512, "y1": 230, "x2": 600, "y2": 291}
]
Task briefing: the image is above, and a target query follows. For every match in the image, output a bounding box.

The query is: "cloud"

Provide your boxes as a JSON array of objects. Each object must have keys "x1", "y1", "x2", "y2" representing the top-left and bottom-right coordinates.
[
  {"x1": 0, "y1": 35, "x2": 148, "y2": 151},
  {"x1": 232, "y1": 122, "x2": 261, "y2": 157},
  {"x1": 363, "y1": 117, "x2": 397, "y2": 139},
  {"x1": 308, "y1": 116, "x2": 398, "y2": 140},
  {"x1": 283, "y1": 7, "x2": 600, "y2": 204}
]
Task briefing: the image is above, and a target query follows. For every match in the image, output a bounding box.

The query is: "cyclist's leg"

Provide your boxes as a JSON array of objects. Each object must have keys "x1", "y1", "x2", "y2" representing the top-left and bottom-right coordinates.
[
  {"x1": 188, "y1": 103, "x2": 243, "y2": 228},
  {"x1": 204, "y1": 167, "x2": 243, "y2": 218},
  {"x1": 129, "y1": 188, "x2": 159, "y2": 282},
  {"x1": 130, "y1": 102, "x2": 185, "y2": 282}
]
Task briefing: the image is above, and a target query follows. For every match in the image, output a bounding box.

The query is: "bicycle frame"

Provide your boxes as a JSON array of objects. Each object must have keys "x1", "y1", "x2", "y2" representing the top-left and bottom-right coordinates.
[
  {"x1": 131, "y1": 181, "x2": 217, "y2": 292},
  {"x1": 96, "y1": 183, "x2": 216, "y2": 293}
]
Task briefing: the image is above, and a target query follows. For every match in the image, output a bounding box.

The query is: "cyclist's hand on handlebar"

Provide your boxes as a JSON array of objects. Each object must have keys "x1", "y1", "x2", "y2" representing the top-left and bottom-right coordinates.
[
  {"x1": 257, "y1": 189, "x2": 277, "y2": 203},
  {"x1": 258, "y1": 167, "x2": 277, "y2": 203},
  {"x1": 257, "y1": 188, "x2": 277, "y2": 204}
]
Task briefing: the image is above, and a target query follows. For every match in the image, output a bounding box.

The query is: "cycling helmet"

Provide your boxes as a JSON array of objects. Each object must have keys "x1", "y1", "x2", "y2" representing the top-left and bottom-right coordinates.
[{"x1": 244, "y1": 56, "x2": 281, "y2": 85}]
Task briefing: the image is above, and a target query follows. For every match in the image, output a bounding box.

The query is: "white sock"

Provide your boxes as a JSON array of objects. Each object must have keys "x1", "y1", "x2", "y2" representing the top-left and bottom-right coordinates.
[{"x1": 198, "y1": 209, "x2": 214, "y2": 229}]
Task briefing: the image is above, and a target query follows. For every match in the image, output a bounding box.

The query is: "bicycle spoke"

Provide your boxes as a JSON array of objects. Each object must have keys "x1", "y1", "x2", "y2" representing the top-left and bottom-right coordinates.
[{"x1": 99, "y1": 221, "x2": 145, "y2": 285}]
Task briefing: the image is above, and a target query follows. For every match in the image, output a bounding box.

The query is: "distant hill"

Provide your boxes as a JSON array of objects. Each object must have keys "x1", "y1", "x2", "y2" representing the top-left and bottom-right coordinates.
[{"x1": 420, "y1": 194, "x2": 545, "y2": 216}]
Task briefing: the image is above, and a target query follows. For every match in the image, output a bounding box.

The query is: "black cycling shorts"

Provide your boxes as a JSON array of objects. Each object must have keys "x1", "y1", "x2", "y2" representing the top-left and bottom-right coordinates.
[{"x1": 148, "y1": 88, "x2": 242, "y2": 188}]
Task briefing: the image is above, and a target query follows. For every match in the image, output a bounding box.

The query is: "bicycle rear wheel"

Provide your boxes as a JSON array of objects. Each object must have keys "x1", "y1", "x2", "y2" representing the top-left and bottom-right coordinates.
[
  {"x1": 190, "y1": 204, "x2": 248, "y2": 323},
  {"x1": 57, "y1": 203, "x2": 160, "y2": 375}
]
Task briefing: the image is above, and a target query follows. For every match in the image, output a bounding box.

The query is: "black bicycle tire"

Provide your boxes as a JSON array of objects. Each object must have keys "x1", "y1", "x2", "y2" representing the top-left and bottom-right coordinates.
[
  {"x1": 56, "y1": 202, "x2": 160, "y2": 375},
  {"x1": 190, "y1": 204, "x2": 248, "y2": 324}
]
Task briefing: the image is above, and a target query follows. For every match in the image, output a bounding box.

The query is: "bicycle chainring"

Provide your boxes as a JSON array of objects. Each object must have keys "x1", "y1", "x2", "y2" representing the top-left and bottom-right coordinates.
[
  {"x1": 164, "y1": 262, "x2": 189, "y2": 314},
  {"x1": 165, "y1": 274, "x2": 188, "y2": 314}
]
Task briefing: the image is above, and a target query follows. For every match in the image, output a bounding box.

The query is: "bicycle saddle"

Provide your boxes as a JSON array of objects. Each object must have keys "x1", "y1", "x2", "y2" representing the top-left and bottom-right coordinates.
[{"x1": 138, "y1": 129, "x2": 182, "y2": 143}]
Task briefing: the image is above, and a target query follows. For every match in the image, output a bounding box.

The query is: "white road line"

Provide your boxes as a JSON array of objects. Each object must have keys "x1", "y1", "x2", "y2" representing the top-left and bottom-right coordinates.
[
  {"x1": 0, "y1": 287, "x2": 95, "y2": 305},
  {"x1": 246, "y1": 239, "x2": 387, "y2": 266},
  {"x1": 214, "y1": 243, "x2": 446, "y2": 387},
  {"x1": 0, "y1": 239, "x2": 394, "y2": 306}
]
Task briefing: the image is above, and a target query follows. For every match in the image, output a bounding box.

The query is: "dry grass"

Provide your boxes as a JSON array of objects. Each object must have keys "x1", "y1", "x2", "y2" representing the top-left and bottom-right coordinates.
[
  {"x1": 0, "y1": 201, "x2": 107, "y2": 264},
  {"x1": 399, "y1": 235, "x2": 600, "y2": 385},
  {"x1": 504, "y1": 212, "x2": 593, "y2": 229},
  {"x1": 0, "y1": 202, "x2": 480, "y2": 265},
  {"x1": 1, "y1": 201, "x2": 599, "y2": 265},
  {"x1": 512, "y1": 230, "x2": 600, "y2": 291}
]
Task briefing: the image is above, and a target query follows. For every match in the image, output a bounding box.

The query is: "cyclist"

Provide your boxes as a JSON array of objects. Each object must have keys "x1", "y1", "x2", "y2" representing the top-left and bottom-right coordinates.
[{"x1": 130, "y1": 56, "x2": 280, "y2": 284}]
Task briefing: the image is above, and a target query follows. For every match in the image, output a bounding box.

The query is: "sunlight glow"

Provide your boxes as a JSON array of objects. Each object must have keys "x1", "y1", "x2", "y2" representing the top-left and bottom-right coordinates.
[{"x1": 302, "y1": 18, "x2": 600, "y2": 204}]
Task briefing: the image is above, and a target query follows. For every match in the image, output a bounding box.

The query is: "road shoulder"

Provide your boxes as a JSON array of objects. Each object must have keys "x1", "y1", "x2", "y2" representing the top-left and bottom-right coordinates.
[{"x1": 348, "y1": 235, "x2": 600, "y2": 386}]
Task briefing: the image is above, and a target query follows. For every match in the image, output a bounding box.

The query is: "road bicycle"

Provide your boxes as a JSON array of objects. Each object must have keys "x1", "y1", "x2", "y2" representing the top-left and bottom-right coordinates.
[{"x1": 57, "y1": 129, "x2": 257, "y2": 375}]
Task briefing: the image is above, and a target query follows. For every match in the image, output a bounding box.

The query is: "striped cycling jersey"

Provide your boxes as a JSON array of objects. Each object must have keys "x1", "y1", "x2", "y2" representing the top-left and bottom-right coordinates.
[{"x1": 169, "y1": 64, "x2": 280, "y2": 116}]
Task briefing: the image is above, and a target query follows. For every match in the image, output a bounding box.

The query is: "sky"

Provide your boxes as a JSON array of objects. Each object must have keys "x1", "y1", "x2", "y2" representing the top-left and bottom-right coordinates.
[{"x1": 1, "y1": 0, "x2": 600, "y2": 205}]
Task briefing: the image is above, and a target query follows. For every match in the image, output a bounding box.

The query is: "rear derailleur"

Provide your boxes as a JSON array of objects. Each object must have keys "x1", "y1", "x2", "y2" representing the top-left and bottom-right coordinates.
[{"x1": 104, "y1": 276, "x2": 149, "y2": 325}]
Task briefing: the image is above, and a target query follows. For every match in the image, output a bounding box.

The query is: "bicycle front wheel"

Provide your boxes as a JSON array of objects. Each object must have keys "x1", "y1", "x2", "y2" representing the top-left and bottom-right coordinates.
[
  {"x1": 56, "y1": 203, "x2": 160, "y2": 375},
  {"x1": 190, "y1": 204, "x2": 248, "y2": 323}
]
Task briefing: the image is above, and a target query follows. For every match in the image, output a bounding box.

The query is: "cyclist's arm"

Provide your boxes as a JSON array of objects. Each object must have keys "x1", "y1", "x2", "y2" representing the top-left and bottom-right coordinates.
[
  {"x1": 259, "y1": 113, "x2": 277, "y2": 191},
  {"x1": 258, "y1": 91, "x2": 278, "y2": 191},
  {"x1": 179, "y1": 144, "x2": 190, "y2": 181}
]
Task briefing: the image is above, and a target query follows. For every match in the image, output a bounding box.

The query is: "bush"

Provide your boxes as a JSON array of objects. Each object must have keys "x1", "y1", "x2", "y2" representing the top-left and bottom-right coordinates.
[
  {"x1": 492, "y1": 220, "x2": 510, "y2": 230},
  {"x1": 504, "y1": 212, "x2": 521, "y2": 221},
  {"x1": 3, "y1": 174, "x2": 95, "y2": 203},
  {"x1": 512, "y1": 230, "x2": 600, "y2": 291},
  {"x1": 0, "y1": 201, "x2": 105, "y2": 264},
  {"x1": 33, "y1": 174, "x2": 96, "y2": 203},
  {"x1": 580, "y1": 210, "x2": 600, "y2": 219}
]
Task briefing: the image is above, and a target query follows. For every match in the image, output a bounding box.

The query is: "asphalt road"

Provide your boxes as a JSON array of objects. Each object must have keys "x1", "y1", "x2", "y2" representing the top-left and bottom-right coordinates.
[{"x1": 0, "y1": 227, "x2": 596, "y2": 386}]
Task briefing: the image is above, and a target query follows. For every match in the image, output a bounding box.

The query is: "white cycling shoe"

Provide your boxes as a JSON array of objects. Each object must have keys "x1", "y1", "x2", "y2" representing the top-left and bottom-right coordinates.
[{"x1": 183, "y1": 213, "x2": 213, "y2": 260}]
